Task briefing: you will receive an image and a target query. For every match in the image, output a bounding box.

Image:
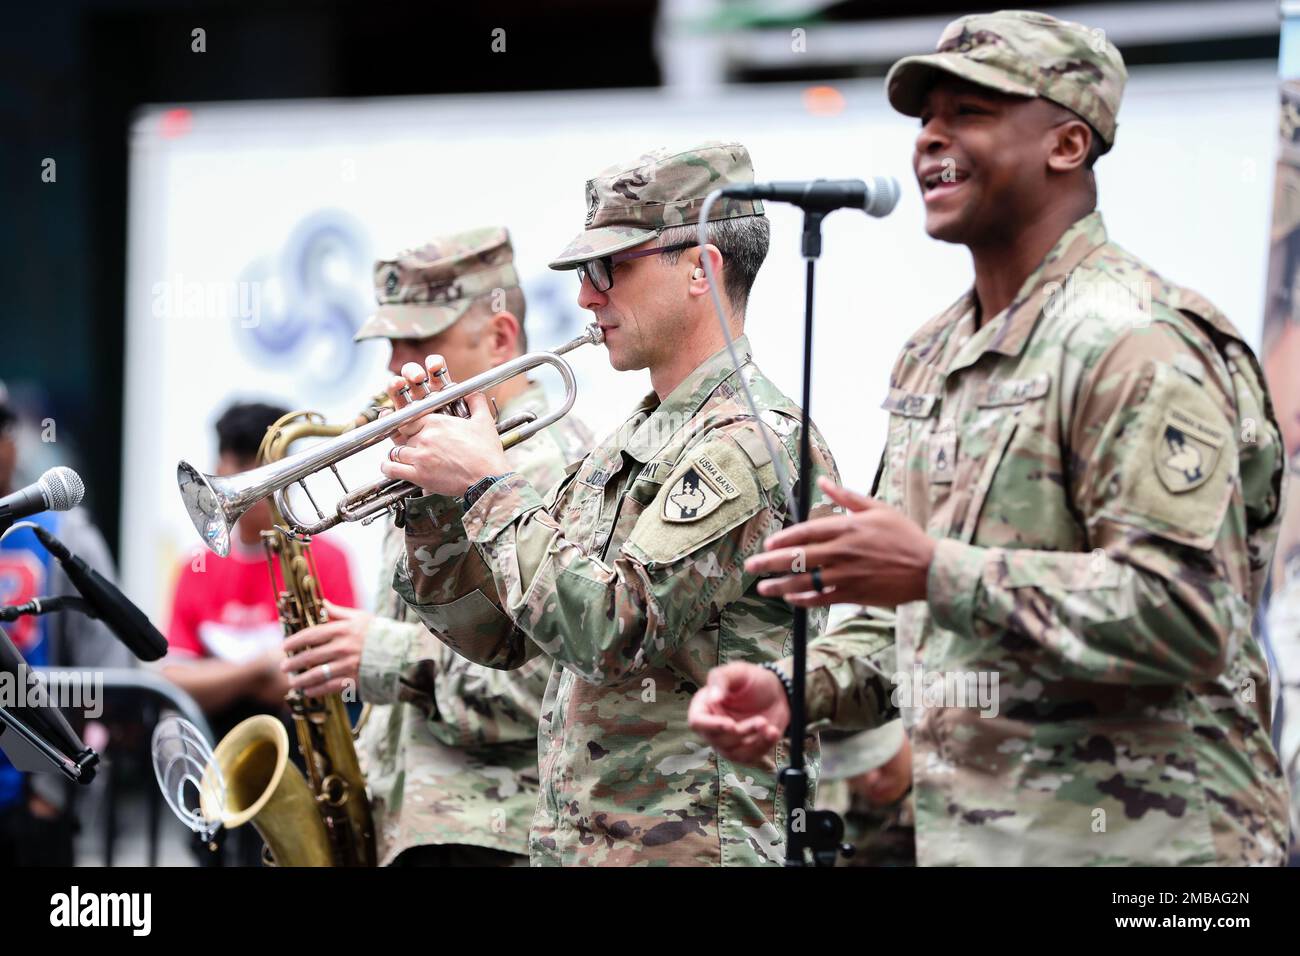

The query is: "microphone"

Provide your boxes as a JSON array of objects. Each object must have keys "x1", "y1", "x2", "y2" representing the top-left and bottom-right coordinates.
[
  {"x1": 31, "y1": 525, "x2": 168, "y2": 662},
  {"x1": 0, "y1": 595, "x2": 94, "y2": 623},
  {"x1": 0, "y1": 467, "x2": 85, "y2": 532},
  {"x1": 720, "y1": 177, "x2": 901, "y2": 217}
]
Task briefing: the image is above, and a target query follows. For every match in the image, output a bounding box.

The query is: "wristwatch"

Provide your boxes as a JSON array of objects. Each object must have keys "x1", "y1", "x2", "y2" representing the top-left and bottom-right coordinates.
[{"x1": 462, "y1": 472, "x2": 514, "y2": 513}]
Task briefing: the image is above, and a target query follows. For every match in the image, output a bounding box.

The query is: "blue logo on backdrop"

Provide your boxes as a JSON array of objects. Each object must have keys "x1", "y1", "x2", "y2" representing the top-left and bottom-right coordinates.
[{"x1": 235, "y1": 210, "x2": 374, "y2": 399}]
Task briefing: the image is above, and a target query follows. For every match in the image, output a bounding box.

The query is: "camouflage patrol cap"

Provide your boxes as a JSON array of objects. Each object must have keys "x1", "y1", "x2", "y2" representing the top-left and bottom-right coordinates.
[
  {"x1": 548, "y1": 141, "x2": 764, "y2": 270},
  {"x1": 354, "y1": 226, "x2": 520, "y2": 341},
  {"x1": 886, "y1": 9, "x2": 1127, "y2": 151}
]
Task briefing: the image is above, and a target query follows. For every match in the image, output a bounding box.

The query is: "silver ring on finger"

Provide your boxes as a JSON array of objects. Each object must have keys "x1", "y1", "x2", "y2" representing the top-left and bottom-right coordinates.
[
  {"x1": 322, "y1": 662, "x2": 333, "y2": 682},
  {"x1": 389, "y1": 445, "x2": 403, "y2": 465}
]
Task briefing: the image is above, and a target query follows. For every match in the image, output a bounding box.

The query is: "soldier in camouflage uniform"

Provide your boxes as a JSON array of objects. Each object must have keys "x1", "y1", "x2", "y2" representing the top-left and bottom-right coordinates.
[
  {"x1": 376, "y1": 142, "x2": 841, "y2": 865},
  {"x1": 692, "y1": 10, "x2": 1291, "y2": 865},
  {"x1": 281, "y1": 227, "x2": 592, "y2": 866}
]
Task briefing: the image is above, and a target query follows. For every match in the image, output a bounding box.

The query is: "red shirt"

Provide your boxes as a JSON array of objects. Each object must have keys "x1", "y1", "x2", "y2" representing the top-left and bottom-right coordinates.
[{"x1": 166, "y1": 536, "x2": 356, "y2": 662}]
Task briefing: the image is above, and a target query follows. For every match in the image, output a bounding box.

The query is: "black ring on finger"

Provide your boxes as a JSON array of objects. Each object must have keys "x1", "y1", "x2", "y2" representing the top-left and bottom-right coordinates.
[{"x1": 810, "y1": 567, "x2": 824, "y2": 593}]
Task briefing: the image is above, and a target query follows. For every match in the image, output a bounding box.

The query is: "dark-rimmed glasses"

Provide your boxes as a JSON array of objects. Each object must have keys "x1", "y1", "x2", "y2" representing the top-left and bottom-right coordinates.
[{"x1": 575, "y1": 241, "x2": 700, "y2": 292}]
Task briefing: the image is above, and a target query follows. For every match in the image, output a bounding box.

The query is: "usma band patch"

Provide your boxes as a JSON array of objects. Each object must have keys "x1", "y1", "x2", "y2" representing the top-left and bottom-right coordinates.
[
  {"x1": 663, "y1": 454, "x2": 740, "y2": 522},
  {"x1": 1156, "y1": 406, "x2": 1225, "y2": 493}
]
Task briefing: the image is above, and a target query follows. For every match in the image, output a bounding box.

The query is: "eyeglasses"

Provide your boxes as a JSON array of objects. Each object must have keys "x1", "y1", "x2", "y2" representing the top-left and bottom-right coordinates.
[{"x1": 575, "y1": 241, "x2": 700, "y2": 293}]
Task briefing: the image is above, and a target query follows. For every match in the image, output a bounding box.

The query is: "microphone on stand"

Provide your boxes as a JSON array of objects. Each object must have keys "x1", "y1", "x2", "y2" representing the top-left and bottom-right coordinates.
[
  {"x1": 0, "y1": 594, "x2": 95, "y2": 623},
  {"x1": 720, "y1": 177, "x2": 901, "y2": 217},
  {"x1": 31, "y1": 525, "x2": 168, "y2": 662},
  {"x1": 699, "y1": 175, "x2": 902, "y2": 863},
  {"x1": 0, "y1": 467, "x2": 85, "y2": 533}
]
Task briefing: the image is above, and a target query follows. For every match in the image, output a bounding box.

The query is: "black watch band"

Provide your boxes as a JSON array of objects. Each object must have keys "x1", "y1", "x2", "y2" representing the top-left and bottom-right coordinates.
[{"x1": 463, "y1": 472, "x2": 514, "y2": 513}]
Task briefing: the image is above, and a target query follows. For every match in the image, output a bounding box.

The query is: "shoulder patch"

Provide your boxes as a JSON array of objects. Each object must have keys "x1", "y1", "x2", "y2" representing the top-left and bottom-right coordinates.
[
  {"x1": 627, "y1": 436, "x2": 766, "y2": 567},
  {"x1": 1104, "y1": 362, "x2": 1237, "y2": 549},
  {"x1": 1156, "y1": 406, "x2": 1226, "y2": 493},
  {"x1": 663, "y1": 453, "x2": 741, "y2": 522},
  {"x1": 695, "y1": 452, "x2": 740, "y2": 498}
]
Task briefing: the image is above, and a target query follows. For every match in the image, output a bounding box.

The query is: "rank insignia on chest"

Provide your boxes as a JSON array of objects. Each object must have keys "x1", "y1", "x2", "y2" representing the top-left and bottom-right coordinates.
[
  {"x1": 663, "y1": 454, "x2": 739, "y2": 522},
  {"x1": 1156, "y1": 407, "x2": 1225, "y2": 493},
  {"x1": 928, "y1": 422, "x2": 956, "y2": 485}
]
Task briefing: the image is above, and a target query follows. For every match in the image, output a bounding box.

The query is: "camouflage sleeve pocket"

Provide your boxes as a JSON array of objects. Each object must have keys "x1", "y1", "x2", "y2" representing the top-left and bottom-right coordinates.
[
  {"x1": 408, "y1": 587, "x2": 526, "y2": 666},
  {"x1": 622, "y1": 436, "x2": 765, "y2": 568},
  {"x1": 1103, "y1": 362, "x2": 1237, "y2": 550}
]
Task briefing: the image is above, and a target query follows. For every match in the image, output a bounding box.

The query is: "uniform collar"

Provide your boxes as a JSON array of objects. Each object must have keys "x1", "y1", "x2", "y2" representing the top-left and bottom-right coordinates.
[
  {"x1": 623, "y1": 334, "x2": 754, "y2": 463},
  {"x1": 907, "y1": 210, "x2": 1109, "y2": 376}
]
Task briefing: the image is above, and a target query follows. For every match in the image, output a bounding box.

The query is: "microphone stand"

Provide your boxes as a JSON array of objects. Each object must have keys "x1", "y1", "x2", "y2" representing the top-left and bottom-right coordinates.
[
  {"x1": 0, "y1": 602, "x2": 101, "y2": 784},
  {"x1": 0, "y1": 594, "x2": 96, "y2": 623},
  {"x1": 781, "y1": 210, "x2": 850, "y2": 867},
  {"x1": 705, "y1": 183, "x2": 902, "y2": 866},
  {"x1": 0, "y1": 706, "x2": 99, "y2": 783}
]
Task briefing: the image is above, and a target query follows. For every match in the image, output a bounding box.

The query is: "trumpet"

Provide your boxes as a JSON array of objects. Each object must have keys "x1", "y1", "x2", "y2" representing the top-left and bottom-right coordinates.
[{"x1": 178, "y1": 323, "x2": 603, "y2": 557}]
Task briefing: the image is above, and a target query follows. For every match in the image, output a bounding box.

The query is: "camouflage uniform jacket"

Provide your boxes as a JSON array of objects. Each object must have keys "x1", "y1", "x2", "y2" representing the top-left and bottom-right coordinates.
[
  {"x1": 803, "y1": 211, "x2": 1290, "y2": 865},
  {"x1": 394, "y1": 337, "x2": 840, "y2": 865},
  {"x1": 356, "y1": 382, "x2": 592, "y2": 864}
]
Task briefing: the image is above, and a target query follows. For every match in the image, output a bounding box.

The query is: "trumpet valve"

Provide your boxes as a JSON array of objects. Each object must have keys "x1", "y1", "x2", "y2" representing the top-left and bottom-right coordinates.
[{"x1": 434, "y1": 367, "x2": 471, "y2": 418}]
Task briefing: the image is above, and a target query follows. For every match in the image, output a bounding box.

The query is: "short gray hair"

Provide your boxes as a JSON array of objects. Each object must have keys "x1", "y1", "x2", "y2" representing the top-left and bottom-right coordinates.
[
  {"x1": 465, "y1": 286, "x2": 528, "y2": 353},
  {"x1": 659, "y1": 215, "x2": 770, "y2": 314}
]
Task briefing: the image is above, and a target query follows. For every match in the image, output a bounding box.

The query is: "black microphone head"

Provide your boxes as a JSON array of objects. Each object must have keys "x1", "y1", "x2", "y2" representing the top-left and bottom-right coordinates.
[
  {"x1": 39, "y1": 467, "x2": 84, "y2": 512},
  {"x1": 864, "y1": 177, "x2": 901, "y2": 218}
]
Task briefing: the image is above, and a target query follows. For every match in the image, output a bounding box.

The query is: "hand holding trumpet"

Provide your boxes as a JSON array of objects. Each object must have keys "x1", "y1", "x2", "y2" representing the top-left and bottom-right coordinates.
[{"x1": 378, "y1": 354, "x2": 510, "y2": 497}]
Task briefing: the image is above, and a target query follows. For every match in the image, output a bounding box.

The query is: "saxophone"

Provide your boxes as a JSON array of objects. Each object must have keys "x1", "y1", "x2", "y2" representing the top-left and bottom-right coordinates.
[{"x1": 203, "y1": 404, "x2": 383, "y2": 866}]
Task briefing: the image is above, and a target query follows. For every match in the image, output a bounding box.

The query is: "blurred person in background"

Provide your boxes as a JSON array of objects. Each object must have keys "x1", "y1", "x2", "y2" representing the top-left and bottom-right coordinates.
[
  {"x1": 1262, "y1": 302, "x2": 1300, "y2": 866},
  {"x1": 0, "y1": 381, "x2": 132, "y2": 866},
  {"x1": 1262, "y1": 81, "x2": 1300, "y2": 865},
  {"x1": 159, "y1": 400, "x2": 357, "y2": 865}
]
